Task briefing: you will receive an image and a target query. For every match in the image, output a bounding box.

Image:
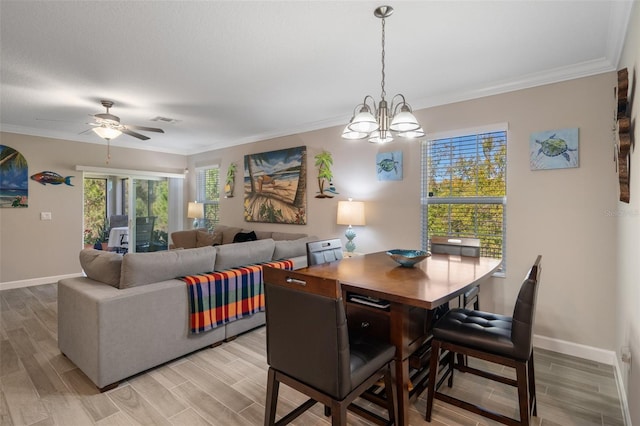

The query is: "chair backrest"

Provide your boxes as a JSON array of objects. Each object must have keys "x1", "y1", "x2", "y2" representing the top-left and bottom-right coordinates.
[
  {"x1": 264, "y1": 267, "x2": 351, "y2": 399},
  {"x1": 511, "y1": 255, "x2": 542, "y2": 360},
  {"x1": 135, "y1": 216, "x2": 155, "y2": 245},
  {"x1": 430, "y1": 236, "x2": 481, "y2": 257},
  {"x1": 306, "y1": 238, "x2": 344, "y2": 266},
  {"x1": 109, "y1": 215, "x2": 128, "y2": 229}
]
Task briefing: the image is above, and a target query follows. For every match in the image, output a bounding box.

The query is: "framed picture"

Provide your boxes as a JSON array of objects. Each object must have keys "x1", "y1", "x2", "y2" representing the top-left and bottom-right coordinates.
[
  {"x1": 0, "y1": 145, "x2": 28, "y2": 208},
  {"x1": 244, "y1": 146, "x2": 307, "y2": 224},
  {"x1": 376, "y1": 151, "x2": 403, "y2": 181},
  {"x1": 530, "y1": 128, "x2": 579, "y2": 170}
]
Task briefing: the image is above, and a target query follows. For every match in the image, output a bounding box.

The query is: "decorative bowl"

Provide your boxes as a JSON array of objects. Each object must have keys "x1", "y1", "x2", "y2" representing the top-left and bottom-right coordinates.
[{"x1": 386, "y1": 249, "x2": 431, "y2": 267}]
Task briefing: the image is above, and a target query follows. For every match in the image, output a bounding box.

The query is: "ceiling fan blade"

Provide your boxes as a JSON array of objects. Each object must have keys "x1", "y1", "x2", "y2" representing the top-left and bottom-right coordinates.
[
  {"x1": 126, "y1": 125, "x2": 164, "y2": 133},
  {"x1": 121, "y1": 128, "x2": 150, "y2": 140},
  {"x1": 79, "y1": 128, "x2": 94, "y2": 135}
]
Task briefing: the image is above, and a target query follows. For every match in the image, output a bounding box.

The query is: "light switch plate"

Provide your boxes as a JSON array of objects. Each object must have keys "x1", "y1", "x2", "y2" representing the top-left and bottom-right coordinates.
[{"x1": 40, "y1": 212, "x2": 52, "y2": 220}]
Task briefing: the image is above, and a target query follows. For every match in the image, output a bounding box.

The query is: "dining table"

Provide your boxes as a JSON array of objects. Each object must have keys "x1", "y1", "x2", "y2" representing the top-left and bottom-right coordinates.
[{"x1": 295, "y1": 251, "x2": 502, "y2": 426}]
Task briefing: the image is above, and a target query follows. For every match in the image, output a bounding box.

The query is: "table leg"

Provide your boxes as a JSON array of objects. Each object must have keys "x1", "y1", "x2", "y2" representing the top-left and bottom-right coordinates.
[
  {"x1": 395, "y1": 356, "x2": 410, "y2": 426},
  {"x1": 389, "y1": 303, "x2": 411, "y2": 426}
]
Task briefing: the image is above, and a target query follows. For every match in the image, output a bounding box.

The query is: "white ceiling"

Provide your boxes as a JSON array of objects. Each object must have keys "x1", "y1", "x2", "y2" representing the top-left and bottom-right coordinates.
[{"x1": 0, "y1": 1, "x2": 634, "y2": 156}]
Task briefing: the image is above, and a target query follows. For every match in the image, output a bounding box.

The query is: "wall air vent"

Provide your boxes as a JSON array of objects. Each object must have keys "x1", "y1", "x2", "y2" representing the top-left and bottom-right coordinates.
[{"x1": 150, "y1": 116, "x2": 181, "y2": 124}]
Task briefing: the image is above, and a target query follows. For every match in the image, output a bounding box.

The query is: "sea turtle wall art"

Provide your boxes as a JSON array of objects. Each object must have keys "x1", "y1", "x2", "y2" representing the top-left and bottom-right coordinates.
[
  {"x1": 530, "y1": 128, "x2": 579, "y2": 170},
  {"x1": 376, "y1": 151, "x2": 403, "y2": 181}
]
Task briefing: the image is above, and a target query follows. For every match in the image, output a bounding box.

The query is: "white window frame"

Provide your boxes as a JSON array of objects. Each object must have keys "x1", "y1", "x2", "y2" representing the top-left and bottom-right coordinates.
[
  {"x1": 421, "y1": 123, "x2": 507, "y2": 272},
  {"x1": 195, "y1": 165, "x2": 221, "y2": 230}
]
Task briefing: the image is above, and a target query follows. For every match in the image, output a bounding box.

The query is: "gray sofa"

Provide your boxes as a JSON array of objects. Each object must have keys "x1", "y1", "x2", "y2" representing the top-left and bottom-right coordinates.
[{"x1": 58, "y1": 233, "x2": 316, "y2": 390}]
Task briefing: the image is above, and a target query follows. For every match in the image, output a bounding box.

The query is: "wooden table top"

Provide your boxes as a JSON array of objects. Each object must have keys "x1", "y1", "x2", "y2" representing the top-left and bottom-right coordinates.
[{"x1": 298, "y1": 251, "x2": 502, "y2": 309}]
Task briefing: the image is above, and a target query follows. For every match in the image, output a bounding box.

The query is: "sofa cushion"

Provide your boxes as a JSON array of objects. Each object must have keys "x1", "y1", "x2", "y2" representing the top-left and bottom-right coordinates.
[
  {"x1": 79, "y1": 249, "x2": 123, "y2": 288},
  {"x1": 171, "y1": 228, "x2": 207, "y2": 249},
  {"x1": 233, "y1": 231, "x2": 257, "y2": 243},
  {"x1": 214, "y1": 238, "x2": 276, "y2": 270},
  {"x1": 273, "y1": 236, "x2": 319, "y2": 260},
  {"x1": 214, "y1": 224, "x2": 244, "y2": 245},
  {"x1": 120, "y1": 246, "x2": 216, "y2": 289},
  {"x1": 254, "y1": 230, "x2": 273, "y2": 240},
  {"x1": 196, "y1": 229, "x2": 222, "y2": 247},
  {"x1": 272, "y1": 231, "x2": 308, "y2": 241}
]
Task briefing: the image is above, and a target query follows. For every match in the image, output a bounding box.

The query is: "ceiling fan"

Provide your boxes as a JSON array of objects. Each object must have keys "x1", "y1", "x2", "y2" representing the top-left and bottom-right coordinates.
[{"x1": 89, "y1": 100, "x2": 164, "y2": 141}]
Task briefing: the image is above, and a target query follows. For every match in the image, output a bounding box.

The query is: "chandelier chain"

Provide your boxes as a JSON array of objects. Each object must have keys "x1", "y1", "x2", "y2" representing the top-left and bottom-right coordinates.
[{"x1": 380, "y1": 17, "x2": 386, "y2": 101}]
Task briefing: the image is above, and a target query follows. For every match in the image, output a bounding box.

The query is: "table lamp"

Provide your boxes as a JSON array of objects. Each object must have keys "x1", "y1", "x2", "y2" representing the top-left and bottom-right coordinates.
[
  {"x1": 337, "y1": 198, "x2": 366, "y2": 253},
  {"x1": 187, "y1": 201, "x2": 204, "y2": 228}
]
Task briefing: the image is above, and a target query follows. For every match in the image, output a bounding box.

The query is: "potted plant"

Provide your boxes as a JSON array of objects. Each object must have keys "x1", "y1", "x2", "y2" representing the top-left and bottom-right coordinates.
[{"x1": 93, "y1": 218, "x2": 110, "y2": 250}]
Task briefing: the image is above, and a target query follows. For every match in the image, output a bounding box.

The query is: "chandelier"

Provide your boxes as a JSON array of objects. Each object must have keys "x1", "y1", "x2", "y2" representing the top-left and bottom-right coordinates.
[{"x1": 342, "y1": 5, "x2": 424, "y2": 144}]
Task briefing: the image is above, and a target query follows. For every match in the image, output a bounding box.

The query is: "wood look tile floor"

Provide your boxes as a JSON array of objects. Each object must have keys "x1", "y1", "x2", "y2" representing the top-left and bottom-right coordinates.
[{"x1": 0, "y1": 284, "x2": 625, "y2": 426}]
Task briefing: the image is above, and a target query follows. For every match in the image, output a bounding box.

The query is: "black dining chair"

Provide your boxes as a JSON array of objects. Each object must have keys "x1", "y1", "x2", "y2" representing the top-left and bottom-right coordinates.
[
  {"x1": 306, "y1": 238, "x2": 344, "y2": 266},
  {"x1": 425, "y1": 255, "x2": 542, "y2": 426},
  {"x1": 263, "y1": 267, "x2": 397, "y2": 426},
  {"x1": 135, "y1": 216, "x2": 155, "y2": 252}
]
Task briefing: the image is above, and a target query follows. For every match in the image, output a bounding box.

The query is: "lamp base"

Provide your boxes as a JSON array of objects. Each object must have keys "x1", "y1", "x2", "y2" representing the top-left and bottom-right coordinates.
[
  {"x1": 193, "y1": 219, "x2": 199, "y2": 229},
  {"x1": 345, "y1": 226, "x2": 356, "y2": 253}
]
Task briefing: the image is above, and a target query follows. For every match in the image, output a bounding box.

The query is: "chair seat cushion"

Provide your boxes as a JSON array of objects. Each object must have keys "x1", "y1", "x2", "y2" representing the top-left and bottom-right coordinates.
[
  {"x1": 433, "y1": 308, "x2": 521, "y2": 359},
  {"x1": 349, "y1": 338, "x2": 395, "y2": 391}
]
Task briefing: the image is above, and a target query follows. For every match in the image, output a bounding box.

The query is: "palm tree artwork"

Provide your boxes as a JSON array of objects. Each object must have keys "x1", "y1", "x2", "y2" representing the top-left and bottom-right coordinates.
[
  {"x1": 314, "y1": 150, "x2": 336, "y2": 198},
  {"x1": 224, "y1": 162, "x2": 237, "y2": 198}
]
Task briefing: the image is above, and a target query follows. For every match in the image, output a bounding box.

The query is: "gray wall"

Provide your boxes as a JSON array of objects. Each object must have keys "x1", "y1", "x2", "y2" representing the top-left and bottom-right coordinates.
[
  {"x1": 615, "y1": 2, "x2": 639, "y2": 424},
  {"x1": 189, "y1": 72, "x2": 618, "y2": 354},
  {"x1": 0, "y1": 134, "x2": 186, "y2": 284}
]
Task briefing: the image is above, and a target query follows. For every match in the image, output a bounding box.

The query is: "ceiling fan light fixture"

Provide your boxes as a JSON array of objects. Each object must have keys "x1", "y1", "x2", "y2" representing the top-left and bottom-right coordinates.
[{"x1": 92, "y1": 126, "x2": 122, "y2": 140}]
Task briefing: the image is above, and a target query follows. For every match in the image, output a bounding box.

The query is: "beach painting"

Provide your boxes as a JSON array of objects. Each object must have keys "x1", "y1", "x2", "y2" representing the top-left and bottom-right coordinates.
[
  {"x1": 530, "y1": 128, "x2": 579, "y2": 170},
  {"x1": 244, "y1": 146, "x2": 307, "y2": 224},
  {"x1": 0, "y1": 145, "x2": 28, "y2": 208}
]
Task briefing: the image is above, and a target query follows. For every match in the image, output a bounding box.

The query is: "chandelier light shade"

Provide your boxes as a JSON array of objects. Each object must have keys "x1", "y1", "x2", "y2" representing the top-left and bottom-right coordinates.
[
  {"x1": 187, "y1": 201, "x2": 204, "y2": 228},
  {"x1": 337, "y1": 199, "x2": 366, "y2": 253},
  {"x1": 92, "y1": 125, "x2": 122, "y2": 140},
  {"x1": 342, "y1": 5, "x2": 424, "y2": 144}
]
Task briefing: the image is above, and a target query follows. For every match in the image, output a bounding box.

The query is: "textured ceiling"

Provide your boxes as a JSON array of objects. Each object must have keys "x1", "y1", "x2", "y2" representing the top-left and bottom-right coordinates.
[{"x1": 0, "y1": 1, "x2": 634, "y2": 155}]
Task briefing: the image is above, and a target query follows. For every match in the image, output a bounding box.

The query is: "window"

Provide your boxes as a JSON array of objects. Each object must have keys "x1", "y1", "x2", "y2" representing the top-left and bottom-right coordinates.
[
  {"x1": 422, "y1": 126, "x2": 507, "y2": 266},
  {"x1": 196, "y1": 166, "x2": 221, "y2": 229}
]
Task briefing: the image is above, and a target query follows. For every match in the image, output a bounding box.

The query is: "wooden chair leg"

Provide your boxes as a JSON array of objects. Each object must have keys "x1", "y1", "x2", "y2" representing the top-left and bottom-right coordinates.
[
  {"x1": 425, "y1": 340, "x2": 441, "y2": 421},
  {"x1": 528, "y1": 350, "x2": 537, "y2": 416},
  {"x1": 331, "y1": 401, "x2": 347, "y2": 426},
  {"x1": 383, "y1": 364, "x2": 396, "y2": 425},
  {"x1": 264, "y1": 368, "x2": 279, "y2": 426},
  {"x1": 515, "y1": 361, "x2": 530, "y2": 426}
]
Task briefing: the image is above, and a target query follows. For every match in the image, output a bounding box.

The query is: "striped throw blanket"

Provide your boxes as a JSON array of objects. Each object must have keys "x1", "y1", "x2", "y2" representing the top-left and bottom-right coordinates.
[{"x1": 181, "y1": 260, "x2": 293, "y2": 334}]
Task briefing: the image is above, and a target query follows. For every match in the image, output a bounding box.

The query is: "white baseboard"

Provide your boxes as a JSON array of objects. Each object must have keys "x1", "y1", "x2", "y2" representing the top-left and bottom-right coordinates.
[
  {"x1": 534, "y1": 334, "x2": 631, "y2": 426},
  {"x1": 614, "y1": 357, "x2": 633, "y2": 426},
  {"x1": 534, "y1": 334, "x2": 617, "y2": 365},
  {"x1": 0, "y1": 273, "x2": 83, "y2": 291}
]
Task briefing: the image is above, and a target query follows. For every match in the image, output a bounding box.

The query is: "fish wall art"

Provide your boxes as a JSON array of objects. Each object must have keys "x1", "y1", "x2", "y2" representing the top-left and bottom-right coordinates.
[{"x1": 30, "y1": 171, "x2": 74, "y2": 186}]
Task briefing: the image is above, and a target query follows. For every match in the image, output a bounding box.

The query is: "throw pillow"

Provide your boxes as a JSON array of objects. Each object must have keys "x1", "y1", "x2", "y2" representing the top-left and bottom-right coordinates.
[
  {"x1": 79, "y1": 249, "x2": 123, "y2": 288},
  {"x1": 233, "y1": 231, "x2": 257, "y2": 243}
]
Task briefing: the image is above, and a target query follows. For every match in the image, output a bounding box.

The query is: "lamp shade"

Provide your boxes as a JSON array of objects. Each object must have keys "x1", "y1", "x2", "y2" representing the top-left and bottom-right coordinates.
[
  {"x1": 337, "y1": 200, "x2": 365, "y2": 226},
  {"x1": 92, "y1": 126, "x2": 122, "y2": 140},
  {"x1": 187, "y1": 201, "x2": 204, "y2": 219}
]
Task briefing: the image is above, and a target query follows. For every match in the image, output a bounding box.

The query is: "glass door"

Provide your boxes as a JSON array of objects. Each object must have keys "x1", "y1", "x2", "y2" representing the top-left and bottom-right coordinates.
[{"x1": 130, "y1": 177, "x2": 169, "y2": 252}]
